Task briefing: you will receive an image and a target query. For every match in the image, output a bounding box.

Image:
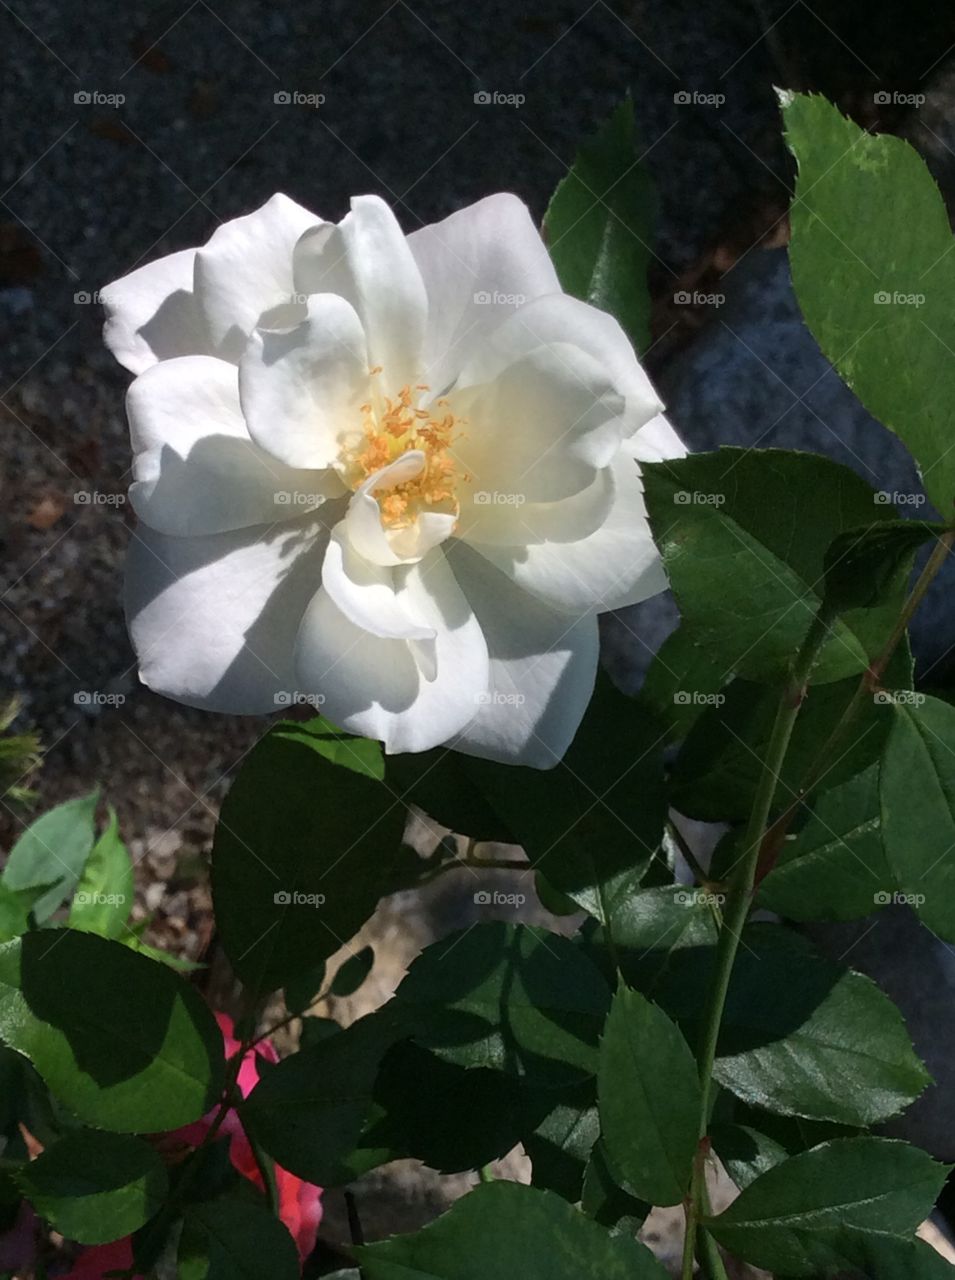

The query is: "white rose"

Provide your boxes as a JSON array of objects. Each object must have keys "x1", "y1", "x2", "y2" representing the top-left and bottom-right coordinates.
[{"x1": 103, "y1": 192, "x2": 683, "y2": 766}]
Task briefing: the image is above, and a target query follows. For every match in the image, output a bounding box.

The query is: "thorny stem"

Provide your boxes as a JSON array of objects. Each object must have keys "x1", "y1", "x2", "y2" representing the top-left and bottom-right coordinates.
[
  {"x1": 756, "y1": 527, "x2": 955, "y2": 884},
  {"x1": 680, "y1": 607, "x2": 835, "y2": 1280}
]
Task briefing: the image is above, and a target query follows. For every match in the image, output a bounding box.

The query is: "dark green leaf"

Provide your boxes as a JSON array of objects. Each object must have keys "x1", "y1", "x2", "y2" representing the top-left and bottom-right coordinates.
[
  {"x1": 644, "y1": 449, "x2": 908, "y2": 685},
  {"x1": 586, "y1": 886, "x2": 719, "y2": 993},
  {"x1": 242, "y1": 1009, "x2": 402, "y2": 1186},
  {"x1": 522, "y1": 1085, "x2": 599, "y2": 1200},
  {"x1": 179, "y1": 1197, "x2": 300, "y2": 1280},
  {"x1": 3, "y1": 792, "x2": 99, "y2": 922},
  {"x1": 784, "y1": 91, "x2": 955, "y2": 516},
  {"x1": 357, "y1": 1181, "x2": 669, "y2": 1279},
  {"x1": 823, "y1": 521, "x2": 948, "y2": 613},
  {"x1": 395, "y1": 924, "x2": 611, "y2": 1088},
  {"x1": 636, "y1": 625, "x2": 730, "y2": 743},
  {"x1": 597, "y1": 985, "x2": 701, "y2": 1205},
  {"x1": 19, "y1": 1129, "x2": 167, "y2": 1244},
  {"x1": 0, "y1": 930, "x2": 224, "y2": 1132},
  {"x1": 709, "y1": 1123, "x2": 789, "y2": 1191},
  {"x1": 758, "y1": 764, "x2": 895, "y2": 921},
  {"x1": 881, "y1": 695, "x2": 955, "y2": 941},
  {"x1": 706, "y1": 1137, "x2": 948, "y2": 1276},
  {"x1": 581, "y1": 1140, "x2": 650, "y2": 1229},
  {"x1": 656, "y1": 925, "x2": 930, "y2": 1125},
  {"x1": 212, "y1": 722, "x2": 407, "y2": 993},
  {"x1": 361, "y1": 1039, "x2": 526, "y2": 1175},
  {"x1": 543, "y1": 98, "x2": 656, "y2": 354}
]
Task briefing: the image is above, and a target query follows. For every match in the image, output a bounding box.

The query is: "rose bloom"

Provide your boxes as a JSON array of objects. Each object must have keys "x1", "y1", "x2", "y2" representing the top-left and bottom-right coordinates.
[
  {"x1": 103, "y1": 192, "x2": 682, "y2": 766},
  {"x1": 60, "y1": 1014, "x2": 321, "y2": 1277}
]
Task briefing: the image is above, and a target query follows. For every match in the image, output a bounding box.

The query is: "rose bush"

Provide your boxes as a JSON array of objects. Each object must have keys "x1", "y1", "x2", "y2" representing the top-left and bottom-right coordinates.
[{"x1": 103, "y1": 191, "x2": 682, "y2": 766}]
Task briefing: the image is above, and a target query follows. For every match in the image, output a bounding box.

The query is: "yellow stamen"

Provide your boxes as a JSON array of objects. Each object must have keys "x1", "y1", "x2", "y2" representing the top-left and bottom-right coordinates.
[{"x1": 338, "y1": 375, "x2": 467, "y2": 530}]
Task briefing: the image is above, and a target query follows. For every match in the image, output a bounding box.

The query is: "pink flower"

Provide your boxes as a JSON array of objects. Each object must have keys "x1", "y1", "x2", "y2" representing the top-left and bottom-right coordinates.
[{"x1": 59, "y1": 1014, "x2": 322, "y2": 1278}]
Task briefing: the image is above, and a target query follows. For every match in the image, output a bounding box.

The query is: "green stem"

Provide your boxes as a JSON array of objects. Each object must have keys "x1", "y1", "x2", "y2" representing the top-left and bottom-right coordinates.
[
  {"x1": 757, "y1": 527, "x2": 954, "y2": 881},
  {"x1": 680, "y1": 608, "x2": 833, "y2": 1280}
]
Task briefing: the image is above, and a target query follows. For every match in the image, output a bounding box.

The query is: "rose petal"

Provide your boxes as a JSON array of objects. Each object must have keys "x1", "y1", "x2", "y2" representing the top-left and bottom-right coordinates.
[
  {"x1": 294, "y1": 548, "x2": 488, "y2": 752},
  {"x1": 127, "y1": 355, "x2": 341, "y2": 536},
  {"x1": 293, "y1": 195, "x2": 427, "y2": 391},
  {"x1": 126, "y1": 511, "x2": 339, "y2": 714},
  {"x1": 102, "y1": 248, "x2": 209, "y2": 375},
  {"x1": 444, "y1": 541, "x2": 599, "y2": 767},
  {"x1": 195, "y1": 193, "x2": 320, "y2": 362},
  {"x1": 238, "y1": 293, "x2": 369, "y2": 470},
  {"x1": 408, "y1": 193, "x2": 560, "y2": 393}
]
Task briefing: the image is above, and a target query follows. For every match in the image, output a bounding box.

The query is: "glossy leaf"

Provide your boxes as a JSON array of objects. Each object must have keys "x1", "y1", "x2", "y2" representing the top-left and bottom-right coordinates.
[
  {"x1": 544, "y1": 98, "x2": 656, "y2": 354},
  {"x1": 357, "y1": 1181, "x2": 669, "y2": 1279},
  {"x1": 0, "y1": 931, "x2": 224, "y2": 1132},
  {"x1": 598, "y1": 985, "x2": 701, "y2": 1205},
  {"x1": 19, "y1": 1130, "x2": 167, "y2": 1244}
]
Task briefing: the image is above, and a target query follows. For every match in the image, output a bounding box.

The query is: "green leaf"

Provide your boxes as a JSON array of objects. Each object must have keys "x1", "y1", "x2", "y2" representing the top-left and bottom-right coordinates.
[
  {"x1": 0, "y1": 882, "x2": 59, "y2": 943},
  {"x1": 212, "y1": 721, "x2": 407, "y2": 993},
  {"x1": 880, "y1": 695, "x2": 955, "y2": 940},
  {"x1": 543, "y1": 98, "x2": 656, "y2": 354},
  {"x1": 242, "y1": 1009, "x2": 402, "y2": 1185},
  {"x1": 67, "y1": 807, "x2": 133, "y2": 939},
  {"x1": 387, "y1": 750, "x2": 515, "y2": 843},
  {"x1": 705, "y1": 1136, "x2": 948, "y2": 1276},
  {"x1": 581, "y1": 1140, "x2": 650, "y2": 1229},
  {"x1": 19, "y1": 1129, "x2": 167, "y2": 1244},
  {"x1": 357, "y1": 1181, "x2": 669, "y2": 1280},
  {"x1": 672, "y1": 655, "x2": 909, "y2": 822},
  {"x1": 643, "y1": 449, "x2": 908, "y2": 684},
  {"x1": 585, "y1": 885, "x2": 718, "y2": 993},
  {"x1": 522, "y1": 1085, "x2": 599, "y2": 1200},
  {"x1": 784, "y1": 91, "x2": 955, "y2": 516},
  {"x1": 395, "y1": 924, "x2": 611, "y2": 1088},
  {"x1": 330, "y1": 946, "x2": 374, "y2": 998},
  {"x1": 709, "y1": 1123, "x2": 789, "y2": 1191},
  {"x1": 179, "y1": 1197, "x2": 300, "y2": 1280},
  {"x1": 758, "y1": 764, "x2": 895, "y2": 921},
  {"x1": 656, "y1": 925, "x2": 930, "y2": 1125},
  {"x1": 361, "y1": 1039, "x2": 527, "y2": 1175},
  {"x1": 3, "y1": 791, "x2": 99, "y2": 921},
  {"x1": 597, "y1": 985, "x2": 701, "y2": 1206},
  {"x1": 823, "y1": 521, "x2": 949, "y2": 613},
  {"x1": 440, "y1": 674, "x2": 667, "y2": 927},
  {"x1": 636, "y1": 626, "x2": 730, "y2": 743},
  {"x1": 0, "y1": 930, "x2": 224, "y2": 1132}
]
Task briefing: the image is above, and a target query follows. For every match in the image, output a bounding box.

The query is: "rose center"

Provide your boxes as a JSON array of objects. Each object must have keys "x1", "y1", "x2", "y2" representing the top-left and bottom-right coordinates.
[{"x1": 339, "y1": 369, "x2": 465, "y2": 529}]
